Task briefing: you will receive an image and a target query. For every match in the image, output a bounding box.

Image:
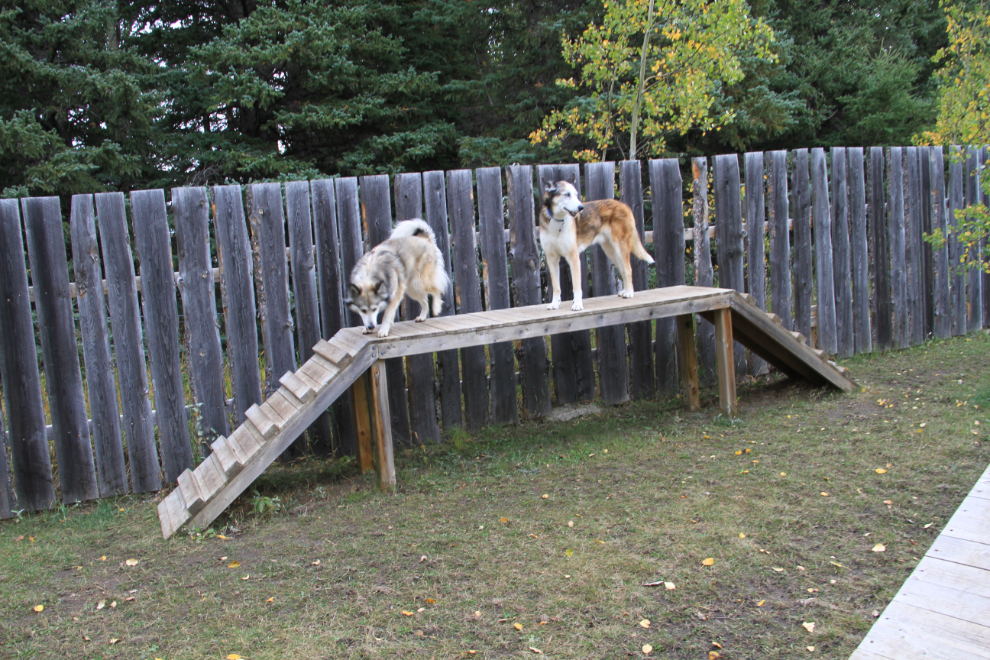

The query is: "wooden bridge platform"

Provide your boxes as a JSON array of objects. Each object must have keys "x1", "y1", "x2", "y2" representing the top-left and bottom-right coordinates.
[
  {"x1": 158, "y1": 285, "x2": 855, "y2": 538},
  {"x1": 850, "y1": 462, "x2": 990, "y2": 659}
]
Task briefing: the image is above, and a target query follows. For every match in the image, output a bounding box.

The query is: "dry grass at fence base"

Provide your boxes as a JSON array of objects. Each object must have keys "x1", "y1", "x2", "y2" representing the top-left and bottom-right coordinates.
[{"x1": 1, "y1": 333, "x2": 988, "y2": 659}]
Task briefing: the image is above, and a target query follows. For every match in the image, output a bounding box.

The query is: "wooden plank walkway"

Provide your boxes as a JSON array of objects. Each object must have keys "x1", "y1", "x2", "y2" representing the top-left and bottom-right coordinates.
[
  {"x1": 158, "y1": 286, "x2": 855, "y2": 539},
  {"x1": 850, "y1": 463, "x2": 990, "y2": 660}
]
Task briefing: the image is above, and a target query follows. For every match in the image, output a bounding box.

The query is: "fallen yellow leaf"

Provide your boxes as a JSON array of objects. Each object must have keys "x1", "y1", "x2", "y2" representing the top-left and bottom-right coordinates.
[
  {"x1": 265, "y1": 597, "x2": 274, "y2": 603},
  {"x1": 32, "y1": 605, "x2": 43, "y2": 613},
  {"x1": 499, "y1": 517, "x2": 509, "y2": 523},
  {"x1": 241, "y1": 575, "x2": 250, "y2": 580},
  {"x1": 639, "y1": 619, "x2": 651, "y2": 628},
  {"x1": 402, "y1": 610, "x2": 415, "y2": 616},
  {"x1": 821, "y1": 492, "x2": 829, "y2": 497},
  {"x1": 124, "y1": 558, "x2": 139, "y2": 566},
  {"x1": 217, "y1": 534, "x2": 228, "y2": 540},
  {"x1": 425, "y1": 598, "x2": 436, "y2": 604},
  {"x1": 664, "y1": 582, "x2": 676, "y2": 590},
  {"x1": 872, "y1": 543, "x2": 886, "y2": 552},
  {"x1": 529, "y1": 647, "x2": 543, "y2": 654},
  {"x1": 757, "y1": 600, "x2": 765, "y2": 606},
  {"x1": 802, "y1": 621, "x2": 815, "y2": 633},
  {"x1": 565, "y1": 548, "x2": 573, "y2": 557},
  {"x1": 226, "y1": 655, "x2": 243, "y2": 660},
  {"x1": 228, "y1": 561, "x2": 241, "y2": 568},
  {"x1": 513, "y1": 622, "x2": 523, "y2": 630},
  {"x1": 643, "y1": 644, "x2": 653, "y2": 654},
  {"x1": 709, "y1": 652, "x2": 721, "y2": 660},
  {"x1": 875, "y1": 468, "x2": 887, "y2": 474},
  {"x1": 99, "y1": 556, "x2": 106, "y2": 561},
  {"x1": 739, "y1": 533, "x2": 746, "y2": 539},
  {"x1": 702, "y1": 558, "x2": 715, "y2": 566},
  {"x1": 807, "y1": 646, "x2": 816, "y2": 652},
  {"x1": 541, "y1": 494, "x2": 549, "y2": 499}
]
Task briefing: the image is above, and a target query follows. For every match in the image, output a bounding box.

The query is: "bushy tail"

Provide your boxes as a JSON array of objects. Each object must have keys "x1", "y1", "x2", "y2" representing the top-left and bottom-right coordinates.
[
  {"x1": 390, "y1": 218, "x2": 437, "y2": 244},
  {"x1": 632, "y1": 235, "x2": 654, "y2": 263}
]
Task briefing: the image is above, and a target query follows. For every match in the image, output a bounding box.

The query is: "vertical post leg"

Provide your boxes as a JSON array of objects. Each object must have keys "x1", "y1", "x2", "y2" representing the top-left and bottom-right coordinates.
[
  {"x1": 676, "y1": 314, "x2": 701, "y2": 412},
  {"x1": 714, "y1": 308, "x2": 737, "y2": 417},
  {"x1": 351, "y1": 374, "x2": 374, "y2": 473},
  {"x1": 370, "y1": 360, "x2": 396, "y2": 492}
]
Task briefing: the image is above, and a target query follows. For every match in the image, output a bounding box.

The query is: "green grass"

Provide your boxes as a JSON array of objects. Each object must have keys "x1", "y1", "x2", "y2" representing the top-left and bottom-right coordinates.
[{"x1": 2, "y1": 333, "x2": 988, "y2": 659}]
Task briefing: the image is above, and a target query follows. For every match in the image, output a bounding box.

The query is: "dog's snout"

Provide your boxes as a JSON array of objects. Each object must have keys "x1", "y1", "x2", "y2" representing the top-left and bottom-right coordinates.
[{"x1": 578, "y1": 203, "x2": 585, "y2": 212}]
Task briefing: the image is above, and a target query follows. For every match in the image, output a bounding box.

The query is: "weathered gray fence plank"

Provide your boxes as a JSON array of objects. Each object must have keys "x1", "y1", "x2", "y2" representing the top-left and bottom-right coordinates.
[
  {"x1": 537, "y1": 164, "x2": 595, "y2": 405},
  {"x1": 586, "y1": 161, "x2": 630, "y2": 405},
  {"x1": 693, "y1": 157, "x2": 716, "y2": 382},
  {"x1": 70, "y1": 195, "x2": 127, "y2": 496},
  {"x1": 312, "y1": 178, "x2": 354, "y2": 455},
  {"x1": 947, "y1": 146, "x2": 966, "y2": 336},
  {"x1": 904, "y1": 147, "x2": 926, "y2": 345},
  {"x1": 792, "y1": 149, "x2": 813, "y2": 342},
  {"x1": 0, "y1": 404, "x2": 11, "y2": 517},
  {"x1": 769, "y1": 150, "x2": 792, "y2": 332},
  {"x1": 0, "y1": 199, "x2": 55, "y2": 510},
  {"x1": 394, "y1": 173, "x2": 441, "y2": 442},
  {"x1": 810, "y1": 148, "x2": 837, "y2": 355},
  {"x1": 984, "y1": 146, "x2": 990, "y2": 327},
  {"x1": 447, "y1": 169, "x2": 491, "y2": 430},
  {"x1": 744, "y1": 151, "x2": 769, "y2": 373},
  {"x1": 830, "y1": 149, "x2": 854, "y2": 358},
  {"x1": 95, "y1": 192, "x2": 160, "y2": 493},
  {"x1": 211, "y1": 185, "x2": 263, "y2": 423},
  {"x1": 131, "y1": 189, "x2": 192, "y2": 482},
  {"x1": 423, "y1": 170, "x2": 462, "y2": 431},
  {"x1": 360, "y1": 174, "x2": 412, "y2": 445},
  {"x1": 919, "y1": 146, "x2": 935, "y2": 337},
  {"x1": 870, "y1": 147, "x2": 893, "y2": 350},
  {"x1": 476, "y1": 166, "x2": 519, "y2": 425},
  {"x1": 506, "y1": 165, "x2": 550, "y2": 418},
  {"x1": 173, "y1": 187, "x2": 229, "y2": 452},
  {"x1": 929, "y1": 147, "x2": 952, "y2": 339},
  {"x1": 286, "y1": 181, "x2": 333, "y2": 452},
  {"x1": 621, "y1": 159, "x2": 655, "y2": 397},
  {"x1": 888, "y1": 148, "x2": 909, "y2": 349},
  {"x1": 713, "y1": 154, "x2": 747, "y2": 377},
  {"x1": 23, "y1": 196, "x2": 98, "y2": 503},
  {"x1": 965, "y1": 146, "x2": 984, "y2": 332},
  {"x1": 848, "y1": 148, "x2": 872, "y2": 353},
  {"x1": 652, "y1": 158, "x2": 686, "y2": 391}
]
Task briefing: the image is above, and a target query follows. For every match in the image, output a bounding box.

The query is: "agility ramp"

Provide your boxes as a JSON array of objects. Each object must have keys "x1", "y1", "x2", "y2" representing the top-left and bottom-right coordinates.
[{"x1": 158, "y1": 286, "x2": 855, "y2": 538}]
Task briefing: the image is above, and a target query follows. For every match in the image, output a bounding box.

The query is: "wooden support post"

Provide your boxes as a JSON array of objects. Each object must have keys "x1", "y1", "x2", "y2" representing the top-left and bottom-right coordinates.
[
  {"x1": 370, "y1": 360, "x2": 396, "y2": 492},
  {"x1": 351, "y1": 374, "x2": 374, "y2": 474},
  {"x1": 714, "y1": 308, "x2": 737, "y2": 418},
  {"x1": 676, "y1": 314, "x2": 700, "y2": 412}
]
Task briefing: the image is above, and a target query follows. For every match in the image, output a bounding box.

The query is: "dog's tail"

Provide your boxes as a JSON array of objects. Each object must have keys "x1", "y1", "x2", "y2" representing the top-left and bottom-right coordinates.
[
  {"x1": 390, "y1": 219, "x2": 437, "y2": 244},
  {"x1": 632, "y1": 233, "x2": 655, "y2": 264}
]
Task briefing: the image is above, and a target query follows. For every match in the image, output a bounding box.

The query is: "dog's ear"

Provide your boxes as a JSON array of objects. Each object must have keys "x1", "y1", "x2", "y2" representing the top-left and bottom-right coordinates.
[
  {"x1": 347, "y1": 284, "x2": 359, "y2": 300},
  {"x1": 544, "y1": 181, "x2": 556, "y2": 195},
  {"x1": 566, "y1": 174, "x2": 576, "y2": 185},
  {"x1": 374, "y1": 280, "x2": 385, "y2": 294}
]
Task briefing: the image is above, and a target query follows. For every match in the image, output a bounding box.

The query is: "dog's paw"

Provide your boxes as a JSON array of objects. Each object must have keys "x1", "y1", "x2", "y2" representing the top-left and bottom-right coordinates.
[
  {"x1": 547, "y1": 300, "x2": 561, "y2": 310},
  {"x1": 571, "y1": 300, "x2": 584, "y2": 311},
  {"x1": 377, "y1": 326, "x2": 391, "y2": 338},
  {"x1": 362, "y1": 327, "x2": 374, "y2": 334},
  {"x1": 415, "y1": 314, "x2": 428, "y2": 322},
  {"x1": 619, "y1": 290, "x2": 634, "y2": 299}
]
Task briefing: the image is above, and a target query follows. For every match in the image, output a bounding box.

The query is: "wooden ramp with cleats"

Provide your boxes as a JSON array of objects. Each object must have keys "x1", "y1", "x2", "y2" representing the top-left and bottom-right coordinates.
[{"x1": 158, "y1": 286, "x2": 855, "y2": 539}]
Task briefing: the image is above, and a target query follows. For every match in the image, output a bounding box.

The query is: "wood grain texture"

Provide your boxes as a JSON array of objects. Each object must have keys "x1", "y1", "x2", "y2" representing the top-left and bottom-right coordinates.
[
  {"x1": 831, "y1": 148, "x2": 854, "y2": 358},
  {"x1": 130, "y1": 189, "x2": 192, "y2": 482},
  {"x1": 506, "y1": 165, "x2": 550, "y2": 418},
  {"x1": 918, "y1": 146, "x2": 936, "y2": 337},
  {"x1": 476, "y1": 166, "x2": 519, "y2": 425},
  {"x1": 286, "y1": 181, "x2": 333, "y2": 452},
  {"x1": 95, "y1": 192, "x2": 160, "y2": 493},
  {"x1": 712, "y1": 154, "x2": 747, "y2": 377},
  {"x1": 447, "y1": 169, "x2": 491, "y2": 429},
  {"x1": 0, "y1": 199, "x2": 55, "y2": 510},
  {"x1": 964, "y1": 146, "x2": 984, "y2": 332},
  {"x1": 394, "y1": 172, "x2": 441, "y2": 442},
  {"x1": 929, "y1": 147, "x2": 952, "y2": 339},
  {"x1": 586, "y1": 161, "x2": 629, "y2": 405},
  {"x1": 713, "y1": 308, "x2": 736, "y2": 417},
  {"x1": 173, "y1": 187, "x2": 229, "y2": 451},
  {"x1": 0, "y1": 404, "x2": 13, "y2": 517},
  {"x1": 693, "y1": 157, "x2": 717, "y2": 383},
  {"x1": 371, "y1": 360, "x2": 396, "y2": 491},
  {"x1": 904, "y1": 147, "x2": 926, "y2": 345},
  {"x1": 70, "y1": 194, "x2": 127, "y2": 496},
  {"x1": 744, "y1": 151, "x2": 769, "y2": 373},
  {"x1": 791, "y1": 149, "x2": 814, "y2": 341},
  {"x1": 360, "y1": 174, "x2": 411, "y2": 446},
  {"x1": 810, "y1": 148, "x2": 837, "y2": 355},
  {"x1": 651, "y1": 158, "x2": 685, "y2": 391},
  {"x1": 676, "y1": 314, "x2": 700, "y2": 411},
  {"x1": 848, "y1": 148, "x2": 873, "y2": 353},
  {"x1": 620, "y1": 160, "x2": 655, "y2": 398},
  {"x1": 423, "y1": 170, "x2": 463, "y2": 430},
  {"x1": 887, "y1": 148, "x2": 909, "y2": 348},
  {"x1": 211, "y1": 185, "x2": 263, "y2": 423},
  {"x1": 984, "y1": 146, "x2": 990, "y2": 327},
  {"x1": 948, "y1": 146, "x2": 967, "y2": 336},
  {"x1": 537, "y1": 164, "x2": 595, "y2": 405},
  {"x1": 870, "y1": 147, "x2": 893, "y2": 349},
  {"x1": 769, "y1": 150, "x2": 793, "y2": 332},
  {"x1": 311, "y1": 179, "x2": 353, "y2": 454}
]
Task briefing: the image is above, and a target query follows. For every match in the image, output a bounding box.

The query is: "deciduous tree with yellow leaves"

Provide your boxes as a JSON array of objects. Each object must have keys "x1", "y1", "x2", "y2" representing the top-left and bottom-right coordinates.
[{"x1": 530, "y1": 0, "x2": 775, "y2": 161}]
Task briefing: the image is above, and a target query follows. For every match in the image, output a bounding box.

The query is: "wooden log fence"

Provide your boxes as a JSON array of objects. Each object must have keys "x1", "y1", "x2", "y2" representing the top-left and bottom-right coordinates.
[{"x1": 0, "y1": 145, "x2": 986, "y2": 514}]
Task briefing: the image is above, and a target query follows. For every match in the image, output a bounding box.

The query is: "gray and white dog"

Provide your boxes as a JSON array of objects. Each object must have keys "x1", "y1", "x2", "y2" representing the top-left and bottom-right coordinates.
[{"x1": 346, "y1": 219, "x2": 450, "y2": 337}]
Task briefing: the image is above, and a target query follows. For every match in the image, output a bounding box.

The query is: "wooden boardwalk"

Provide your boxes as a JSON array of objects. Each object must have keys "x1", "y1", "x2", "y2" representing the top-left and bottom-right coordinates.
[
  {"x1": 157, "y1": 286, "x2": 856, "y2": 538},
  {"x1": 851, "y1": 463, "x2": 990, "y2": 659}
]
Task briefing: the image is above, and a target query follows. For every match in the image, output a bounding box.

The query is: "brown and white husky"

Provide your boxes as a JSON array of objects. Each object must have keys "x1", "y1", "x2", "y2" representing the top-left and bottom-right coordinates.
[{"x1": 539, "y1": 180, "x2": 654, "y2": 311}]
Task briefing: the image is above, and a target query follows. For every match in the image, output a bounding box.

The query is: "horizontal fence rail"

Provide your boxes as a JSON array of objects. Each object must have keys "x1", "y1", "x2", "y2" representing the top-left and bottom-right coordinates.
[{"x1": 0, "y1": 145, "x2": 986, "y2": 516}]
